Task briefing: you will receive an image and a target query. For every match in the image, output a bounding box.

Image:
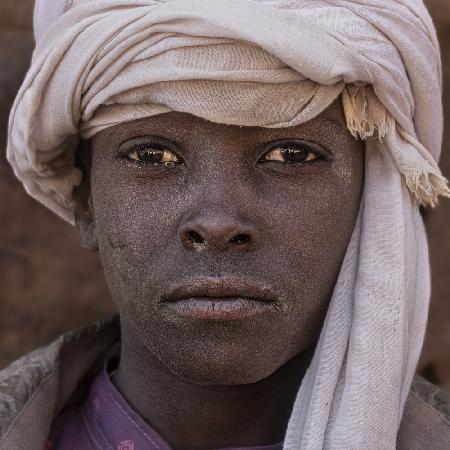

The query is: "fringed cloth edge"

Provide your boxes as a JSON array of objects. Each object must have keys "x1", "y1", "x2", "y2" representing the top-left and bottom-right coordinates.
[{"x1": 342, "y1": 85, "x2": 450, "y2": 208}]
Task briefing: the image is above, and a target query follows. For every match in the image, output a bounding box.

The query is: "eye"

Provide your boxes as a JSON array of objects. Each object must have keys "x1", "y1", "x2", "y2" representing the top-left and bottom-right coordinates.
[
  {"x1": 120, "y1": 141, "x2": 182, "y2": 167},
  {"x1": 261, "y1": 142, "x2": 322, "y2": 164}
]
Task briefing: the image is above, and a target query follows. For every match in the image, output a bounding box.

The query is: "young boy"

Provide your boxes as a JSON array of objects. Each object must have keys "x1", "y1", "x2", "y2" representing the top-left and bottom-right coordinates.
[{"x1": 2, "y1": 1, "x2": 450, "y2": 449}]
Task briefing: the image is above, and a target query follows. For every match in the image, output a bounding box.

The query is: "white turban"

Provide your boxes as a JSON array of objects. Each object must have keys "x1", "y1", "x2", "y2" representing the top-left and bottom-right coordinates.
[{"x1": 6, "y1": 0, "x2": 450, "y2": 448}]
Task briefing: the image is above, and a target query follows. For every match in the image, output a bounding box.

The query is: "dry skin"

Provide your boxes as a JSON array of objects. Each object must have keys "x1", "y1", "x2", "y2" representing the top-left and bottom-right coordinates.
[{"x1": 69, "y1": 99, "x2": 364, "y2": 448}]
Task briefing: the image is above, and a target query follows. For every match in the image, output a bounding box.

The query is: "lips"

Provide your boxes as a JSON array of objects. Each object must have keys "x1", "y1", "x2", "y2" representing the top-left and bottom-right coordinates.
[{"x1": 162, "y1": 277, "x2": 277, "y2": 321}]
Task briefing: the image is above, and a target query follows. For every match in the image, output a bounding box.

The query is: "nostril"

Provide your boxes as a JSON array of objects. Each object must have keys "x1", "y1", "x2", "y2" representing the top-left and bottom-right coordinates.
[
  {"x1": 229, "y1": 233, "x2": 251, "y2": 245},
  {"x1": 186, "y1": 230, "x2": 204, "y2": 245}
]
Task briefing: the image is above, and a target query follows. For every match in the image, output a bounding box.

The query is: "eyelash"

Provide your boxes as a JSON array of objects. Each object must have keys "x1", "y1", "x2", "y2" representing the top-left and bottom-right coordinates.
[
  {"x1": 118, "y1": 140, "x2": 326, "y2": 167},
  {"x1": 118, "y1": 139, "x2": 182, "y2": 168},
  {"x1": 259, "y1": 141, "x2": 326, "y2": 165}
]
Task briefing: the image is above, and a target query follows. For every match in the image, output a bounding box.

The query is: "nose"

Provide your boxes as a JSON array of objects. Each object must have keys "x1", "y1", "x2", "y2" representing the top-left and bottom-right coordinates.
[{"x1": 179, "y1": 213, "x2": 257, "y2": 252}]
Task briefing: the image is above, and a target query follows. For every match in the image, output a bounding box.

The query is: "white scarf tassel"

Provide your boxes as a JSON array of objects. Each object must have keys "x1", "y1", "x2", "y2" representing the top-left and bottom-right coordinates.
[{"x1": 342, "y1": 85, "x2": 450, "y2": 207}]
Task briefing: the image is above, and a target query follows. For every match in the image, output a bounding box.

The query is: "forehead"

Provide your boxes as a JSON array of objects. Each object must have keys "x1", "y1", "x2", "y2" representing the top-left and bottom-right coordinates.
[{"x1": 92, "y1": 97, "x2": 348, "y2": 145}]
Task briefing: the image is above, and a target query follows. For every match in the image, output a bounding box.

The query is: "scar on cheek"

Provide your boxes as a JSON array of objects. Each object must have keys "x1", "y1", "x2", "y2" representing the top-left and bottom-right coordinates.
[
  {"x1": 102, "y1": 236, "x2": 141, "y2": 284},
  {"x1": 102, "y1": 231, "x2": 149, "y2": 271},
  {"x1": 104, "y1": 230, "x2": 130, "y2": 250}
]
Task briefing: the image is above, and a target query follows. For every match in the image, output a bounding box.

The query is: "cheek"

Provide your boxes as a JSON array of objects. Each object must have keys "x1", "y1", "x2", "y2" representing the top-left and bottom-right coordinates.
[
  {"x1": 262, "y1": 162, "x2": 361, "y2": 262},
  {"x1": 89, "y1": 163, "x2": 183, "y2": 313},
  {"x1": 261, "y1": 158, "x2": 363, "y2": 355},
  {"x1": 91, "y1": 160, "x2": 183, "y2": 258}
]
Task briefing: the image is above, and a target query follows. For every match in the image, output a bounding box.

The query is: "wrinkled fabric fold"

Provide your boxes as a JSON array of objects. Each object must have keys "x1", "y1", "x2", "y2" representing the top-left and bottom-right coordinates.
[
  {"x1": 6, "y1": 0, "x2": 448, "y2": 448},
  {"x1": 8, "y1": 0, "x2": 449, "y2": 222}
]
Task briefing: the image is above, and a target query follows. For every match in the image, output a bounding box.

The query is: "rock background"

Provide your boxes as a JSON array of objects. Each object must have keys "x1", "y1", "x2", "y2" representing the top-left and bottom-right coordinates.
[{"x1": 0, "y1": 1, "x2": 449, "y2": 389}]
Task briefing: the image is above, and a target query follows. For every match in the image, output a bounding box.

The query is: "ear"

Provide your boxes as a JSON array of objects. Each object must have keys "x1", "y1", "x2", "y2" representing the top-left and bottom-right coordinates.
[{"x1": 73, "y1": 140, "x2": 98, "y2": 251}]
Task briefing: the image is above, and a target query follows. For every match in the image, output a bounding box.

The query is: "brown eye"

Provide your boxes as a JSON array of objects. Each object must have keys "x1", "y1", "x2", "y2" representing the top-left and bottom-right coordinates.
[
  {"x1": 263, "y1": 143, "x2": 321, "y2": 164},
  {"x1": 124, "y1": 143, "x2": 181, "y2": 166}
]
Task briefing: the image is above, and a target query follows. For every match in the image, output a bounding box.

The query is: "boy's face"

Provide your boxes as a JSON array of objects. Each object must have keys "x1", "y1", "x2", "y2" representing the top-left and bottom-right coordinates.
[{"x1": 81, "y1": 98, "x2": 364, "y2": 384}]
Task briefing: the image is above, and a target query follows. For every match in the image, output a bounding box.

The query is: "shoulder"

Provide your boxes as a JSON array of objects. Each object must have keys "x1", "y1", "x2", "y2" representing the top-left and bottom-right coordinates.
[
  {"x1": 397, "y1": 375, "x2": 450, "y2": 450},
  {"x1": 0, "y1": 333, "x2": 62, "y2": 437},
  {"x1": 0, "y1": 315, "x2": 120, "y2": 443}
]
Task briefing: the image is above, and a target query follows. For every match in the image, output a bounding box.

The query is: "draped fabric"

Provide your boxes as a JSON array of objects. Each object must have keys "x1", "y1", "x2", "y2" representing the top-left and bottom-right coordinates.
[{"x1": 6, "y1": 1, "x2": 449, "y2": 448}]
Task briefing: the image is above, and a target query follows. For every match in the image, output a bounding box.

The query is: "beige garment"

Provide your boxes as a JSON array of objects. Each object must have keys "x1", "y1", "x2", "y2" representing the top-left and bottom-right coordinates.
[{"x1": 6, "y1": 1, "x2": 450, "y2": 449}]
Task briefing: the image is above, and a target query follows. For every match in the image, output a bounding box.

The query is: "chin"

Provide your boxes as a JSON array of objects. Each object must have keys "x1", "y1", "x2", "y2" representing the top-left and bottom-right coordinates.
[
  {"x1": 147, "y1": 331, "x2": 291, "y2": 386},
  {"x1": 125, "y1": 305, "x2": 306, "y2": 385},
  {"x1": 165, "y1": 353, "x2": 283, "y2": 386}
]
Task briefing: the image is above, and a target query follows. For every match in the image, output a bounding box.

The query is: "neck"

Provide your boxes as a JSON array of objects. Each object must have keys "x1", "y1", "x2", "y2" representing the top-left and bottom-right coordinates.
[{"x1": 113, "y1": 321, "x2": 313, "y2": 450}]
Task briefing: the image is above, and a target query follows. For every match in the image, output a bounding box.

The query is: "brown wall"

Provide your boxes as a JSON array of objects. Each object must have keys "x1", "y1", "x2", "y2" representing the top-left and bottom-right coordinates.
[
  {"x1": 0, "y1": 1, "x2": 449, "y2": 389},
  {"x1": 0, "y1": 3, "x2": 115, "y2": 367}
]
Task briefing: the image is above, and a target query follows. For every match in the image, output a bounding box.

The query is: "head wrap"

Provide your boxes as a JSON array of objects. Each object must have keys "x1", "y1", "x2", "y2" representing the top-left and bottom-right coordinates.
[{"x1": 7, "y1": 0, "x2": 450, "y2": 448}]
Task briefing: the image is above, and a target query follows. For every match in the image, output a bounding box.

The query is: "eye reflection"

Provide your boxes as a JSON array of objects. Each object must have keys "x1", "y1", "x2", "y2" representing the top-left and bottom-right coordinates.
[
  {"x1": 262, "y1": 142, "x2": 322, "y2": 164},
  {"x1": 123, "y1": 143, "x2": 181, "y2": 166},
  {"x1": 118, "y1": 137, "x2": 324, "y2": 167}
]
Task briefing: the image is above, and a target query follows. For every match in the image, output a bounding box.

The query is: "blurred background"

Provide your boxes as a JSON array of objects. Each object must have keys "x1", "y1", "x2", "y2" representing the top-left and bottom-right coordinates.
[{"x1": 0, "y1": 1, "x2": 449, "y2": 389}]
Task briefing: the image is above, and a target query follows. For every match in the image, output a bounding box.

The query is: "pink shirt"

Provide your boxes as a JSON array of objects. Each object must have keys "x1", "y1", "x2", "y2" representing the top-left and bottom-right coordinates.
[{"x1": 46, "y1": 356, "x2": 283, "y2": 450}]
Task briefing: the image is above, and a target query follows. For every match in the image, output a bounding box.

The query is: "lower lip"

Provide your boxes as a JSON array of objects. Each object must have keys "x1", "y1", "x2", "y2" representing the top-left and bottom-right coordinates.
[{"x1": 164, "y1": 297, "x2": 274, "y2": 321}]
